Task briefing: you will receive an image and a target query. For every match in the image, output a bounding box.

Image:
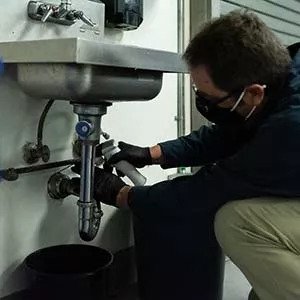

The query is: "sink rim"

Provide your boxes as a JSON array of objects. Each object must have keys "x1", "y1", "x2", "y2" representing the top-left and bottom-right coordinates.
[{"x1": 0, "y1": 38, "x2": 188, "y2": 73}]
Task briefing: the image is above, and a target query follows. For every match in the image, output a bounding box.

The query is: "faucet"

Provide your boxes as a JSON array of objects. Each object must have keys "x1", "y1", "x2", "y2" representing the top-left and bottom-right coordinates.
[{"x1": 28, "y1": 0, "x2": 95, "y2": 27}]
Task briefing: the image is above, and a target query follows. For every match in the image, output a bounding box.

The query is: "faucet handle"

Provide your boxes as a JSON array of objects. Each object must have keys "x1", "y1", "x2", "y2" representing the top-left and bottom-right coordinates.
[
  {"x1": 74, "y1": 10, "x2": 95, "y2": 27},
  {"x1": 41, "y1": 4, "x2": 55, "y2": 22}
]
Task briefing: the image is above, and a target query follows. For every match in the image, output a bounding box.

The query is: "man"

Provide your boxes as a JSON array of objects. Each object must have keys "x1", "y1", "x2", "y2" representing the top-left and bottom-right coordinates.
[{"x1": 78, "y1": 11, "x2": 300, "y2": 300}]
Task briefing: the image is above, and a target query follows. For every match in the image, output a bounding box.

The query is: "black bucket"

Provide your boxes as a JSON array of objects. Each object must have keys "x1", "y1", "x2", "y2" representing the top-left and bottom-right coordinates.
[
  {"x1": 24, "y1": 244, "x2": 113, "y2": 300},
  {"x1": 133, "y1": 215, "x2": 225, "y2": 300}
]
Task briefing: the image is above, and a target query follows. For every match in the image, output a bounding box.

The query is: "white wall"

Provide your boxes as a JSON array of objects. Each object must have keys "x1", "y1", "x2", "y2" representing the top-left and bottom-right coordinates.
[{"x1": 0, "y1": 0, "x2": 178, "y2": 296}]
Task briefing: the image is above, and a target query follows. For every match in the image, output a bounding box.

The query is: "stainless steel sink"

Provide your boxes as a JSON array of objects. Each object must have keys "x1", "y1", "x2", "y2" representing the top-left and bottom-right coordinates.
[
  {"x1": 0, "y1": 37, "x2": 188, "y2": 242},
  {"x1": 0, "y1": 38, "x2": 187, "y2": 102}
]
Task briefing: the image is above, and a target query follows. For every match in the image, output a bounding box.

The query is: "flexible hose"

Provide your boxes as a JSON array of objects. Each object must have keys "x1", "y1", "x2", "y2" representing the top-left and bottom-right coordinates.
[{"x1": 37, "y1": 99, "x2": 55, "y2": 147}]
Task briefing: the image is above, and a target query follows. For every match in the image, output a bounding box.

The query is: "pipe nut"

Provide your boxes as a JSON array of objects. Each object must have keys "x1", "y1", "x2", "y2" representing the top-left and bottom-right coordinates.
[
  {"x1": 48, "y1": 173, "x2": 71, "y2": 199},
  {"x1": 75, "y1": 121, "x2": 94, "y2": 139}
]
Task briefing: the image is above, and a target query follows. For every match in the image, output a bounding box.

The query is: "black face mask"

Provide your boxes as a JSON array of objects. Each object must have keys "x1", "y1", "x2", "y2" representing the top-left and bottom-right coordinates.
[
  {"x1": 196, "y1": 96, "x2": 244, "y2": 125},
  {"x1": 195, "y1": 89, "x2": 250, "y2": 125}
]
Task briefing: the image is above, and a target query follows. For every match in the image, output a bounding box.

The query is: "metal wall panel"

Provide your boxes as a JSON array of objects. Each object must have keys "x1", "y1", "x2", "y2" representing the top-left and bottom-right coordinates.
[{"x1": 221, "y1": 0, "x2": 300, "y2": 45}]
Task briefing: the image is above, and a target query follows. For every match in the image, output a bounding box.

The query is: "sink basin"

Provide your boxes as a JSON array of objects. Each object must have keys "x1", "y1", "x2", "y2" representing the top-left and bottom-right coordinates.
[{"x1": 0, "y1": 38, "x2": 187, "y2": 102}]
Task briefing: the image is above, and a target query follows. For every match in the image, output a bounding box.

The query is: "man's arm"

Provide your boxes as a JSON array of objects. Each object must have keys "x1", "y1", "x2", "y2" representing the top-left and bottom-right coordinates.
[
  {"x1": 157, "y1": 124, "x2": 245, "y2": 168},
  {"x1": 117, "y1": 115, "x2": 298, "y2": 211},
  {"x1": 108, "y1": 124, "x2": 245, "y2": 170},
  {"x1": 119, "y1": 164, "x2": 260, "y2": 216}
]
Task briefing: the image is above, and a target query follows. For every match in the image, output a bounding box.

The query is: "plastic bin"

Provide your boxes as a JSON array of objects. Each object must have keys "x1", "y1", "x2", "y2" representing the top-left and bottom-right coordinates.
[{"x1": 25, "y1": 244, "x2": 113, "y2": 300}]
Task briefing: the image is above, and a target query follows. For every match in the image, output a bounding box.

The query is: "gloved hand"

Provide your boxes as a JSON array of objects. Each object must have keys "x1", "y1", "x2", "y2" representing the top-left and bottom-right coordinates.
[
  {"x1": 108, "y1": 142, "x2": 152, "y2": 168},
  {"x1": 72, "y1": 165, "x2": 127, "y2": 207}
]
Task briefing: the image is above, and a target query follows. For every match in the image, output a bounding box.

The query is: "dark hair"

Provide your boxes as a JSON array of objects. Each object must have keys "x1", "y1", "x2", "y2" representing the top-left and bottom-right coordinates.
[{"x1": 183, "y1": 10, "x2": 291, "y2": 93}]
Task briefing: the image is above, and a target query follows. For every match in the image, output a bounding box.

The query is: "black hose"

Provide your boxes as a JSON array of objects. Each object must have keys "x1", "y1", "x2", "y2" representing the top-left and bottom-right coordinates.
[{"x1": 37, "y1": 99, "x2": 55, "y2": 147}]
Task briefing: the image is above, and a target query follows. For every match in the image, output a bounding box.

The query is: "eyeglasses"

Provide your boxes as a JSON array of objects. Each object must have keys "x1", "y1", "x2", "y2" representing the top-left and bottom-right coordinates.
[{"x1": 192, "y1": 84, "x2": 242, "y2": 106}]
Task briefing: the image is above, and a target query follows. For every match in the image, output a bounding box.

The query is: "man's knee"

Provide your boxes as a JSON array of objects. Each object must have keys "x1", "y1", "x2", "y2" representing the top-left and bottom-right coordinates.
[{"x1": 214, "y1": 200, "x2": 250, "y2": 254}]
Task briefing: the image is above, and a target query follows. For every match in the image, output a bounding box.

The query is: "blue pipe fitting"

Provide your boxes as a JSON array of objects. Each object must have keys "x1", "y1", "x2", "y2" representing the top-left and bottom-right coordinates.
[{"x1": 76, "y1": 121, "x2": 94, "y2": 139}]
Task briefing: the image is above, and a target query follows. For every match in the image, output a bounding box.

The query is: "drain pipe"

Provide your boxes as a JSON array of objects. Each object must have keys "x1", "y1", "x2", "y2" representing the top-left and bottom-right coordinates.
[{"x1": 73, "y1": 104, "x2": 108, "y2": 242}]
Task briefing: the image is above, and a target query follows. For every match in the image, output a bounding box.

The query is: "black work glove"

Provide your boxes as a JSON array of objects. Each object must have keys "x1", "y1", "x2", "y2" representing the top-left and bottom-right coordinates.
[
  {"x1": 72, "y1": 165, "x2": 127, "y2": 207},
  {"x1": 94, "y1": 167, "x2": 127, "y2": 207},
  {"x1": 108, "y1": 142, "x2": 152, "y2": 168}
]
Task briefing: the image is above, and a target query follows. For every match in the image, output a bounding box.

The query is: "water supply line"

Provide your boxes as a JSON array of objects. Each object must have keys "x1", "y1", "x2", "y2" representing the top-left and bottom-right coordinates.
[
  {"x1": 73, "y1": 103, "x2": 108, "y2": 242},
  {"x1": 37, "y1": 99, "x2": 55, "y2": 149},
  {"x1": 23, "y1": 99, "x2": 55, "y2": 164}
]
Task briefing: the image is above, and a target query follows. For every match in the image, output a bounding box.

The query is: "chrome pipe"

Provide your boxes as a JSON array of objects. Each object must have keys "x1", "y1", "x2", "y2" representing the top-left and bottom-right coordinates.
[
  {"x1": 73, "y1": 104, "x2": 108, "y2": 242},
  {"x1": 80, "y1": 143, "x2": 95, "y2": 208},
  {"x1": 78, "y1": 143, "x2": 101, "y2": 241}
]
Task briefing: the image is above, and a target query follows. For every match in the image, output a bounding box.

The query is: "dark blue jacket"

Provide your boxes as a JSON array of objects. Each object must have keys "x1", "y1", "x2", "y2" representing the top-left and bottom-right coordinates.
[{"x1": 130, "y1": 44, "x2": 300, "y2": 219}]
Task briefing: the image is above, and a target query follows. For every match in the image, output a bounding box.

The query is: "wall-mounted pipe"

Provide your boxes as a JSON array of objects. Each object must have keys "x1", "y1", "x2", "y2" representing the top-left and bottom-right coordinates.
[
  {"x1": 177, "y1": 0, "x2": 186, "y2": 140},
  {"x1": 0, "y1": 159, "x2": 80, "y2": 182},
  {"x1": 176, "y1": 0, "x2": 189, "y2": 175}
]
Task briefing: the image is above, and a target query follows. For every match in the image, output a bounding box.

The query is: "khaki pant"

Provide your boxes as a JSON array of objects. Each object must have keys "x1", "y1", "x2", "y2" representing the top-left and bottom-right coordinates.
[{"x1": 214, "y1": 198, "x2": 300, "y2": 300}]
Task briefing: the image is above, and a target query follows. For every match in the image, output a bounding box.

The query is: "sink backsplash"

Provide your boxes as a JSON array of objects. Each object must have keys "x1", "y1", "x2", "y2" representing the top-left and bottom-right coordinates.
[{"x1": 0, "y1": 0, "x2": 105, "y2": 42}]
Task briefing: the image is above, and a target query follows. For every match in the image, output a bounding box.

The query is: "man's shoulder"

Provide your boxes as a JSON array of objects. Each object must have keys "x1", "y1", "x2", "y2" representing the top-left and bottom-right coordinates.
[{"x1": 260, "y1": 104, "x2": 300, "y2": 135}]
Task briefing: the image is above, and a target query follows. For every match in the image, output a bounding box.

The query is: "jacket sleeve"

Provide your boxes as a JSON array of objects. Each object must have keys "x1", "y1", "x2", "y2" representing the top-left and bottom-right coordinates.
[
  {"x1": 158, "y1": 125, "x2": 244, "y2": 168},
  {"x1": 129, "y1": 117, "x2": 297, "y2": 219},
  {"x1": 129, "y1": 164, "x2": 260, "y2": 220}
]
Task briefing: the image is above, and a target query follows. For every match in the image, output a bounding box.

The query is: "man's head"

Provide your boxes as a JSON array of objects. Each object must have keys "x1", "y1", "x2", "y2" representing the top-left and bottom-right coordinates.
[{"x1": 183, "y1": 10, "x2": 291, "y2": 123}]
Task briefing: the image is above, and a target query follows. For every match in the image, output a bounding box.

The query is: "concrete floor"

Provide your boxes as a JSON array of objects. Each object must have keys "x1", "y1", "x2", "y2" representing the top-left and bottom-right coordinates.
[{"x1": 223, "y1": 259, "x2": 251, "y2": 300}]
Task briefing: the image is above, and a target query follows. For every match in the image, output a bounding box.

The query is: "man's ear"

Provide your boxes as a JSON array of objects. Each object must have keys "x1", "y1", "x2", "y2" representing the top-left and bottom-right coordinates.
[{"x1": 243, "y1": 84, "x2": 266, "y2": 106}]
